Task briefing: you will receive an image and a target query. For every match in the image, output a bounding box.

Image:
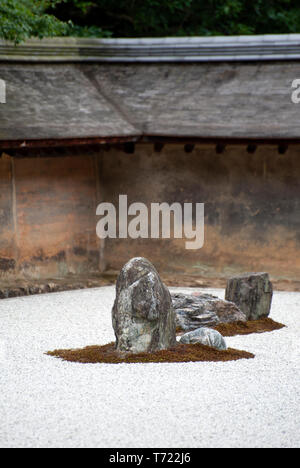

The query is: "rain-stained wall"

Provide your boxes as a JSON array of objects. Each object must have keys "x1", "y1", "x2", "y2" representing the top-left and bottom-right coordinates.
[
  {"x1": 102, "y1": 144, "x2": 300, "y2": 282},
  {"x1": 0, "y1": 152, "x2": 102, "y2": 279},
  {"x1": 0, "y1": 143, "x2": 299, "y2": 282}
]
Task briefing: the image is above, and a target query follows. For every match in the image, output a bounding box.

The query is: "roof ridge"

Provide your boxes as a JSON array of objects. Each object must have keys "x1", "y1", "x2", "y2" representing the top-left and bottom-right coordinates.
[{"x1": 0, "y1": 35, "x2": 300, "y2": 62}]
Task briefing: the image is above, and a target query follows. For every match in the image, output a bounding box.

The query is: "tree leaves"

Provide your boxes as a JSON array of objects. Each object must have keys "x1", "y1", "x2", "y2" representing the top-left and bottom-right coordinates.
[
  {"x1": 55, "y1": 0, "x2": 300, "y2": 38},
  {"x1": 0, "y1": 0, "x2": 70, "y2": 43},
  {"x1": 1, "y1": 0, "x2": 300, "y2": 43}
]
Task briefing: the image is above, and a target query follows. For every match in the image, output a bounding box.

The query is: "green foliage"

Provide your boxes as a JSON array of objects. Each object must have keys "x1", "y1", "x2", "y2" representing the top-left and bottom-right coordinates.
[
  {"x1": 55, "y1": 0, "x2": 300, "y2": 37},
  {"x1": 1, "y1": 0, "x2": 300, "y2": 43},
  {"x1": 70, "y1": 25, "x2": 112, "y2": 38},
  {"x1": 0, "y1": 0, "x2": 70, "y2": 43}
]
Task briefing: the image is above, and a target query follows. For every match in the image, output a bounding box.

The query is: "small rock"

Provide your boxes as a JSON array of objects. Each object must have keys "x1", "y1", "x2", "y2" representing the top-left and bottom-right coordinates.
[
  {"x1": 225, "y1": 272, "x2": 273, "y2": 320},
  {"x1": 180, "y1": 327, "x2": 227, "y2": 351},
  {"x1": 172, "y1": 292, "x2": 246, "y2": 332},
  {"x1": 112, "y1": 257, "x2": 177, "y2": 353}
]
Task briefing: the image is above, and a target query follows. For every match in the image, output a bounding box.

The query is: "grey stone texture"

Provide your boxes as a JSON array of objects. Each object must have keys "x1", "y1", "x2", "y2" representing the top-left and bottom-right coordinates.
[
  {"x1": 180, "y1": 327, "x2": 227, "y2": 351},
  {"x1": 112, "y1": 257, "x2": 176, "y2": 353},
  {"x1": 172, "y1": 292, "x2": 246, "y2": 332},
  {"x1": 225, "y1": 272, "x2": 273, "y2": 320}
]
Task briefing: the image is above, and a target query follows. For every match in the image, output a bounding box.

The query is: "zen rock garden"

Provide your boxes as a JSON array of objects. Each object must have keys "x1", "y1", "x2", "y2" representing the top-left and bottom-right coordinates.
[
  {"x1": 112, "y1": 257, "x2": 273, "y2": 354},
  {"x1": 49, "y1": 257, "x2": 283, "y2": 364}
]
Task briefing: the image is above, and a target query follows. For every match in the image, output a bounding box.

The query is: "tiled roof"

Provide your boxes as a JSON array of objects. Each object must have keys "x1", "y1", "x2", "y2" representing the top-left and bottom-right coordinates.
[{"x1": 1, "y1": 35, "x2": 300, "y2": 62}]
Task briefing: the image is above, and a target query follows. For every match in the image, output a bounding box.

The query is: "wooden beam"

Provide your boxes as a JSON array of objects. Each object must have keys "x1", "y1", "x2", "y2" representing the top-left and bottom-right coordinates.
[
  {"x1": 216, "y1": 143, "x2": 226, "y2": 154},
  {"x1": 123, "y1": 142, "x2": 135, "y2": 154},
  {"x1": 247, "y1": 144, "x2": 257, "y2": 154},
  {"x1": 0, "y1": 136, "x2": 139, "y2": 150},
  {"x1": 278, "y1": 144, "x2": 288, "y2": 155},
  {"x1": 184, "y1": 144, "x2": 195, "y2": 153},
  {"x1": 154, "y1": 143, "x2": 164, "y2": 153}
]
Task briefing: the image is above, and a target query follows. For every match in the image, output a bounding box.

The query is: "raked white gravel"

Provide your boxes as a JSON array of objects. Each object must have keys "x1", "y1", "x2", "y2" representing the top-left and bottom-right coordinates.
[{"x1": 0, "y1": 286, "x2": 299, "y2": 448}]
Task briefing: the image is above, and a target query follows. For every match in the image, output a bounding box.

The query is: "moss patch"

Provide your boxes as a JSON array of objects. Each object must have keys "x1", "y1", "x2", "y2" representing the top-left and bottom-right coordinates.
[
  {"x1": 214, "y1": 317, "x2": 285, "y2": 337},
  {"x1": 47, "y1": 342, "x2": 254, "y2": 365},
  {"x1": 176, "y1": 318, "x2": 285, "y2": 337}
]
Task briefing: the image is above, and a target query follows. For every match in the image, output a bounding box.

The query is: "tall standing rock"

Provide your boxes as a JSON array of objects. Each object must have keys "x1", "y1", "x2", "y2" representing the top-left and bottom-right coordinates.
[
  {"x1": 225, "y1": 273, "x2": 273, "y2": 321},
  {"x1": 112, "y1": 257, "x2": 177, "y2": 353}
]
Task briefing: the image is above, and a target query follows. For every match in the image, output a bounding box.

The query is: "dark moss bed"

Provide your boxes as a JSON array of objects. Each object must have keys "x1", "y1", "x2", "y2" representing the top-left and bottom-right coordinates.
[
  {"x1": 176, "y1": 317, "x2": 285, "y2": 337},
  {"x1": 47, "y1": 342, "x2": 254, "y2": 364},
  {"x1": 214, "y1": 317, "x2": 285, "y2": 337},
  {"x1": 46, "y1": 318, "x2": 285, "y2": 365}
]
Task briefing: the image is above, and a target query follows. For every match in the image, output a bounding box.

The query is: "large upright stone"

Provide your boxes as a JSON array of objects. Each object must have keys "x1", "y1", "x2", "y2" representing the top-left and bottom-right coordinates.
[
  {"x1": 225, "y1": 273, "x2": 273, "y2": 321},
  {"x1": 112, "y1": 257, "x2": 177, "y2": 353}
]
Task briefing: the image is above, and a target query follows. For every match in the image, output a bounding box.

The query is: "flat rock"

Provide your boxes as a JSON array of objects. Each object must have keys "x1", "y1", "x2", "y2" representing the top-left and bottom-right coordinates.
[
  {"x1": 172, "y1": 292, "x2": 246, "y2": 332},
  {"x1": 180, "y1": 327, "x2": 227, "y2": 351},
  {"x1": 225, "y1": 272, "x2": 273, "y2": 321},
  {"x1": 112, "y1": 257, "x2": 176, "y2": 353}
]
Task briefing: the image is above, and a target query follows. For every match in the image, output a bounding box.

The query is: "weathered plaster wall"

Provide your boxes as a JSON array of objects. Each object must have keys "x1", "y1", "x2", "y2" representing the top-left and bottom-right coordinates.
[
  {"x1": 0, "y1": 154, "x2": 16, "y2": 274},
  {"x1": 0, "y1": 152, "x2": 102, "y2": 279},
  {"x1": 1, "y1": 144, "x2": 299, "y2": 282},
  {"x1": 102, "y1": 144, "x2": 300, "y2": 282}
]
